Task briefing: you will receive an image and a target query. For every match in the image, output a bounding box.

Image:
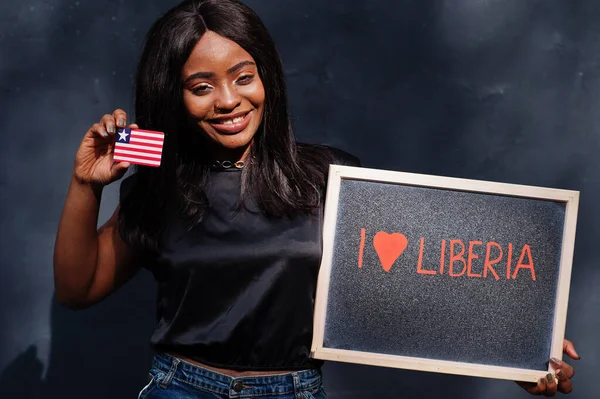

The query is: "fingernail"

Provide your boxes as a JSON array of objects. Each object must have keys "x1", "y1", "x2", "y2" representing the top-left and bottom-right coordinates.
[
  {"x1": 101, "y1": 130, "x2": 108, "y2": 137},
  {"x1": 557, "y1": 370, "x2": 565, "y2": 379},
  {"x1": 540, "y1": 377, "x2": 546, "y2": 384},
  {"x1": 546, "y1": 373, "x2": 554, "y2": 383},
  {"x1": 108, "y1": 125, "x2": 115, "y2": 134},
  {"x1": 550, "y1": 357, "x2": 561, "y2": 364},
  {"x1": 118, "y1": 118, "x2": 125, "y2": 126}
]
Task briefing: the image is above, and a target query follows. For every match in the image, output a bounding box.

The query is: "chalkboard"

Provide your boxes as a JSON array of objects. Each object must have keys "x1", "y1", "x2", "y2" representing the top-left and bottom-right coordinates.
[{"x1": 311, "y1": 166, "x2": 579, "y2": 382}]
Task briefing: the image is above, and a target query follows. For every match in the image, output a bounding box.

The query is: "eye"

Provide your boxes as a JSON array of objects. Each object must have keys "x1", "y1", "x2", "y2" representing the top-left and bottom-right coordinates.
[
  {"x1": 236, "y1": 74, "x2": 254, "y2": 85},
  {"x1": 191, "y1": 84, "x2": 212, "y2": 95}
]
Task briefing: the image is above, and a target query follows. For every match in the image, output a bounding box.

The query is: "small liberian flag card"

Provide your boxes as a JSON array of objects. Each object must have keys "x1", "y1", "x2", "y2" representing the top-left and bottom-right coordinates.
[{"x1": 113, "y1": 128, "x2": 165, "y2": 167}]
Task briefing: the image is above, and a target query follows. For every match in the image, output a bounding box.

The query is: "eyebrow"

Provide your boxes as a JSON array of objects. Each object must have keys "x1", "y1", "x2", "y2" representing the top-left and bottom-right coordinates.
[
  {"x1": 227, "y1": 60, "x2": 256, "y2": 74},
  {"x1": 184, "y1": 61, "x2": 256, "y2": 84}
]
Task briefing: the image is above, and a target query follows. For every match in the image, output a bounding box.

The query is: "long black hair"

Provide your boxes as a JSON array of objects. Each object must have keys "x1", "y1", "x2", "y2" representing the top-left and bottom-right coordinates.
[{"x1": 119, "y1": 0, "x2": 334, "y2": 253}]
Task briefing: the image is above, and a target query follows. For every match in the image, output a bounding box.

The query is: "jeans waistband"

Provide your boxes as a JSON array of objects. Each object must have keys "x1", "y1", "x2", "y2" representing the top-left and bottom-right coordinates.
[{"x1": 151, "y1": 352, "x2": 323, "y2": 397}]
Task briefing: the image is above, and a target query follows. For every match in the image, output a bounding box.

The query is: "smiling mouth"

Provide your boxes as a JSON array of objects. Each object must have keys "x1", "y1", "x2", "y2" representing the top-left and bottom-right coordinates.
[{"x1": 208, "y1": 111, "x2": 253, "y2": 134}]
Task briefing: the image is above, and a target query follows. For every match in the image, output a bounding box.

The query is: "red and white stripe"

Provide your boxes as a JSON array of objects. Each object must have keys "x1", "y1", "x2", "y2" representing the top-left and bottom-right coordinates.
[{"x1": 114, "y1": 129, "x2": 164, "y2": 167}]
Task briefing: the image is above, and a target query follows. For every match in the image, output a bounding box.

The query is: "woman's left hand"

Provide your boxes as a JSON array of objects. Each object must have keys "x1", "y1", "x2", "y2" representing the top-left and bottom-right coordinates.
[{"x1": 516, "y1": 339, "x2": 579, "y2": 396}]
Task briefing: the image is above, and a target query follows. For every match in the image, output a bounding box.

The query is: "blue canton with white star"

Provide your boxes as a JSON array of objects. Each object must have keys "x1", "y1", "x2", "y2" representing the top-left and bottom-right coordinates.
[{"x1": 117, "y1": 128, "x2": 131, "y2": 143}]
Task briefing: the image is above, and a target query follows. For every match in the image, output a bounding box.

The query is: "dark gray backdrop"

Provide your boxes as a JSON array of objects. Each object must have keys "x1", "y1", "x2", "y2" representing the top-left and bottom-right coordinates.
[{"x1": 0, "y1": 0, "x2": 597, "y2": 398}]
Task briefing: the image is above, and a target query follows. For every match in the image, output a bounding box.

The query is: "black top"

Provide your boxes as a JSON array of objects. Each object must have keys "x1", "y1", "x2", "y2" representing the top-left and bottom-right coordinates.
[{"x1": 120, "y1": 146, "x2": 360, "y2": 371}]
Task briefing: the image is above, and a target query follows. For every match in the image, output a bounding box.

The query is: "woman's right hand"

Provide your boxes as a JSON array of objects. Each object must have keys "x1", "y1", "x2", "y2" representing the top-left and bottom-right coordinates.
[{"x1": 73, "y1": 109, "x2": 138, "y2": 186}]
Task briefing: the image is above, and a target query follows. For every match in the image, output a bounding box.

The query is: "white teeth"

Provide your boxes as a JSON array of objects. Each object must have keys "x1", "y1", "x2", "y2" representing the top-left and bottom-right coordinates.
[{"x1": 218, "y1": 115, "x2": 245, "y2": 125}]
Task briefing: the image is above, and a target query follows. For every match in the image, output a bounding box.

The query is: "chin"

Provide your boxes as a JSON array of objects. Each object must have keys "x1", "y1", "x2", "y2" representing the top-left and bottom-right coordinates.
[
  {"x1": 209, "y1": 133, "x2": 256, "y2": 154},
  {"x1": 221, "y1": 140, "x2": 253, "y2": 150}
]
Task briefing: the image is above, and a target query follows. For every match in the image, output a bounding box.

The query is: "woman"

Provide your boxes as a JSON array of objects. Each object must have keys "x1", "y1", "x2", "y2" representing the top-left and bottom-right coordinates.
[{"x1": 53, "y1": 0, "x2": 578, "y2": 397}]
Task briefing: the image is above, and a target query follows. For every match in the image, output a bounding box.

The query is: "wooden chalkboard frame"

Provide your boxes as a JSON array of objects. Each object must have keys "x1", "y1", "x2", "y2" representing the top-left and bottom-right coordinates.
[{"x1": 311, "y1": 165, "x2": 579, "y2": 382}]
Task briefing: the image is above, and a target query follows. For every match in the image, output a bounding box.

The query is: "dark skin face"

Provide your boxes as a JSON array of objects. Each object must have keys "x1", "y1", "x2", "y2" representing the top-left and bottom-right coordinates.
[{"x1": 181, "y1": 31, "x2": 265, "y2": 162}]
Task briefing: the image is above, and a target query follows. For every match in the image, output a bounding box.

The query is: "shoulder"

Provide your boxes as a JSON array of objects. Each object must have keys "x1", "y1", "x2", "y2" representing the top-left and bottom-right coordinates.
[
  {"x1": 296, "y1": 143, "x2": 361, "y2": 167},
  {"x1": 324, "y1": 145, "x2": 361, "y2": 167}
]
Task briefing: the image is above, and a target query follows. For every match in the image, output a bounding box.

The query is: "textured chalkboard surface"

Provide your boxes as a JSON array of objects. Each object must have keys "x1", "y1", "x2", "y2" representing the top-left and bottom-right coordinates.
[{"x1": 324, "y1": 179, "x2": 566, "y2": 370}]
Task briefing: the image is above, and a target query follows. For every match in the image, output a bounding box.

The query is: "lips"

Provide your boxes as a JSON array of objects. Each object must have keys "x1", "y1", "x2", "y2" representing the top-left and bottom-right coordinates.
[{"x1": 208, "y1": 110, "x2": 253, "y2": 135}]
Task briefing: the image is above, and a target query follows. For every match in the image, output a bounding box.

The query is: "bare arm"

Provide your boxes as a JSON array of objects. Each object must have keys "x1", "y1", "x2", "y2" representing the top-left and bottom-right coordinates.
[
  {"x1": 53, "y1": 109, "x2": 139, "y2": 309},
  {"x1": 53, "y1": 178, "x2": 138, "y2": 309}
]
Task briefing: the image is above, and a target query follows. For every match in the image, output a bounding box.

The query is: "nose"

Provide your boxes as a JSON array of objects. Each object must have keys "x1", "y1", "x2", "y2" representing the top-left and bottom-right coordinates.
[{"x1": 214, "y1": 84, "x2": 241, "y2": 113}]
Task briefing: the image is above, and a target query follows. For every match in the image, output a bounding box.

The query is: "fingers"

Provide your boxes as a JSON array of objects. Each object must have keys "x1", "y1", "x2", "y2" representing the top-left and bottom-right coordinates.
[
  {"x1": 100, "y1": 114, "x2": 117, "y2": 136},
  {"x1": 563, "y1": 339, "x2": 580, "y2": 360},
  {"x1": 550, "y1": 357, "x2": 575, "y2": 394},
  {"x1": 102, "y1": 109, "x2": 128, "y2": 136},
  {"x1": 90, "y1": 109, "x2": 130, "y2": 140},
  {"x1": 550, "y1": 357, "x2": 574, "y2": 379},
  {"x1": 113, "y1": 109, "x2": 128, "y2": 129},
  {"x1": 544, "y1": 372, "x2": 557, "y2": 396},
  {"x1": 536, "y1": 377, "x2": 547, "y2": 395},
  {"x1": 90, "y1": 122, "x2": 109, "y2": 138},
  {"x1": 555, "y1": 368, "x2": 573, "y2": 394},
  {"x1": 517, "y1": 374, "x2": 560, "y2": 397},
  {"x1": 516, "y1": 380, "x2": 543, "y2": 395},
  {"x1": 111, "y1": 160, "x2": 131, "y2": 177}
]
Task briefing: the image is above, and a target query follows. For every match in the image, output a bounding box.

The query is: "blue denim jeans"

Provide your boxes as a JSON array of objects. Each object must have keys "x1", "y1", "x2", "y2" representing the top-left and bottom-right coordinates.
[{"x1": 138, "y1": 353, "x2": 327, "y2": 399}]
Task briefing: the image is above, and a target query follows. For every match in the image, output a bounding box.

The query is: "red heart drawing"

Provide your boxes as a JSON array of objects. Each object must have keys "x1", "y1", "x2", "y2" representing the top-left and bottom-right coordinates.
[{"x1": 373, "y1": 232, "x2": 408, "y2": 272}]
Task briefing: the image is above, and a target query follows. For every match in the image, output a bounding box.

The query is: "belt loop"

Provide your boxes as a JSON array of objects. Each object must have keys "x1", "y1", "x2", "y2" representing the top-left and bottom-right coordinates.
[
  {"x1": 291, "y1": 371, "x2": 302, "y2": 397},
  {"x1": 159, "y1": 357, "x2": 180, "y2": 388}
]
